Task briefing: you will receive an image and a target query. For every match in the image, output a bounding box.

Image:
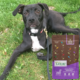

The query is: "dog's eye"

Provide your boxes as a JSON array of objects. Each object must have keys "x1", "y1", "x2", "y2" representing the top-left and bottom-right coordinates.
[
  {"x1": 24, "y1": 11, "x2": 29, "y2": 16},
  {"x1": 35, "y1": 10, "x2": 40, "y2": 15}
]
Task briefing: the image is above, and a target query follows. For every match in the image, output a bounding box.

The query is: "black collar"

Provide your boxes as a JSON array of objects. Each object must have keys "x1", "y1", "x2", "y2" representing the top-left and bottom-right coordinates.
[{"x1": 29, "y1": 33, "x2": 38, "y2": 36}]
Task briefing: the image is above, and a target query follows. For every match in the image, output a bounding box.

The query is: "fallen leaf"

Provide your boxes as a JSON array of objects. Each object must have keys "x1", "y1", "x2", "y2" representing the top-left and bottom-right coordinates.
[
  {"x1": 0, "y1": 31, "x2": 2, "y2": 34},
  {"x1": 40, "y1": 75, "x2": 44, "y2": 80},
  {"x1": 4, "y1": 28, "x2": 9, "y2": 33},
  {"x1": 49, "y1": 6, "x2": 55, "y2": 10},
  {"x1": 4, "y1": 52, "x2": 7, "y2": 55},
  {"x1": 76, "y1": 24, "x2": 78, "y2": 27}
]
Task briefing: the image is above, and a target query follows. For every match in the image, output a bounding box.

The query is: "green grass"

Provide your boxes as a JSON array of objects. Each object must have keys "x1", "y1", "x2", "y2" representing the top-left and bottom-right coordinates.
[{"x1": 0, "y1": 0, "x2": 80, "y2": 80}]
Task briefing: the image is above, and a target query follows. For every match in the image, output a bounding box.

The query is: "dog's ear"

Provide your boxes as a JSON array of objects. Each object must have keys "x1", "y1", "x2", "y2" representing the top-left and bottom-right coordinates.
[
  {"x1": 12, "y1": 4, "x2": 25, "y2": 16},
  {"x1": 38, "y1": 3, "x2": 49, "y2": 16},
  {"x1": 38, "y1": 3, "x2": 49, "y2": 28}
]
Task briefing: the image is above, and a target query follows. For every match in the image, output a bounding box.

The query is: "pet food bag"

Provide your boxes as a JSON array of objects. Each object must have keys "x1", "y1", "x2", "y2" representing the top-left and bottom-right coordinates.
[{"x1": 52, "y1": 35, "x2": 79, "y2": 79}]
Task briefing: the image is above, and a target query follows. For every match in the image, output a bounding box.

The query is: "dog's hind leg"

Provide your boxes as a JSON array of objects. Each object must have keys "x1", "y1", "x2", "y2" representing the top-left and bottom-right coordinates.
[
  {"x1": 52, "y1": 24, "x2": 79, "y2": 34},
  {"x1": 52, "y1": 24, "x2": 80, "y2": 44},
  {"x1": 62, "y1": 32, "x2": 67, "y2": 35},
  {"x1": 62, "y1": 26, "x2": 70, "y2": 35},
  {"x1": 0, "y1": 42, "x2": 31, "y2": 80}
]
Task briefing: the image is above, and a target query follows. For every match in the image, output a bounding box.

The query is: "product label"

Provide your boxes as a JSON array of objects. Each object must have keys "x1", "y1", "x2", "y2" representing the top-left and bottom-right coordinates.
[{"x1": 54, "y1": 60, "x2": 67, "y2": 67}]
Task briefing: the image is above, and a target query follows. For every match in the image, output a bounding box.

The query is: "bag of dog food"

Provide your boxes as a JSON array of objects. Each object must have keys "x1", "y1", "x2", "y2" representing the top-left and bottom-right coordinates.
[{"x1": 52, "y1": 35, "x2": 79, "y2": 79}]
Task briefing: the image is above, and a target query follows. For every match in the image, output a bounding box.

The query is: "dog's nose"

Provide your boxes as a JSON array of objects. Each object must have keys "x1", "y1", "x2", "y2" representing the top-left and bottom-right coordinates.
[{"x1": 29, "y1": 19, "x2": 35, "y2": 23}]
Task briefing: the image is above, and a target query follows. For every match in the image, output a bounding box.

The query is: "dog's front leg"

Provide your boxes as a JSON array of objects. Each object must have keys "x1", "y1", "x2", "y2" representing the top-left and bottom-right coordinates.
[
  {"x1": 37, "y1": 37, "x2": 52, "y2": 60},
  {"x1": 0, "y1": 42, "x2": 31, "y2": 80}
]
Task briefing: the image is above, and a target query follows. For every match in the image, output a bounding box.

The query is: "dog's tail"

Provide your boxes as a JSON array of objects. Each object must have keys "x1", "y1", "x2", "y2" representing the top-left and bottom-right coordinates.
[{"x1": 60, "y1": 7, "x2": 80, "y2": 16}]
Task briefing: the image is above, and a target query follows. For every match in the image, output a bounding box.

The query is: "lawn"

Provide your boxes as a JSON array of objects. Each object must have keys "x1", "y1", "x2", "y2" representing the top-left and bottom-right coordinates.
[{"x1": 0, "y1": 0, "x2": 80, "y2": 80}]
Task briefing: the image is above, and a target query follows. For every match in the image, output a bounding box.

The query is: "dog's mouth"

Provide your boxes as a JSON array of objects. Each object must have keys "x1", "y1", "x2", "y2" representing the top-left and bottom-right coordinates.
[
  {"x1": 27, "y1": 22, "x2": 40, "y2": 29},
  {"x1": 29, "y1": 24, "x2": 38, "y2": 29},
  {"x1": 30, "y1": 24, "x2": 36, "y2": 28}
]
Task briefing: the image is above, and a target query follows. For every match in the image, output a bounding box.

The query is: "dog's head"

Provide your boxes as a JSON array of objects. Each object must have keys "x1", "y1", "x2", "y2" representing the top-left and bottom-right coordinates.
[{"x1": 12, "y1": 3, "x2": 49, "y2": 29}]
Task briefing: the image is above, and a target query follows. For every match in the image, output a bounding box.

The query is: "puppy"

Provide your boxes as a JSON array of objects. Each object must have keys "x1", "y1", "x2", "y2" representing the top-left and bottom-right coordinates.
[{"x1": 0, "y1": 3, "x2": 80, "y2": 80}]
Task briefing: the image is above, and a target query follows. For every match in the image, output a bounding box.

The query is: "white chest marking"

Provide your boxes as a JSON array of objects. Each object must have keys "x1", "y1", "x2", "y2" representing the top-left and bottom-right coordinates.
[
  {"x1": 31, "y1": 36, "x2": 44, "y2": 52},
  {"x1": 30, "y1": 28, "x2": 44, "y2": 52},
  {"x1": 30, "y1": 28, "x2": 38, "y2": 33}
]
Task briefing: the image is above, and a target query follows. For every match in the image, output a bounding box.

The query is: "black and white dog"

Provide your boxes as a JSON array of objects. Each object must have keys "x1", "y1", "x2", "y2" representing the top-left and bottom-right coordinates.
[{"x1": 0, "y1": 3, "x2": 80, "y2": 80}]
